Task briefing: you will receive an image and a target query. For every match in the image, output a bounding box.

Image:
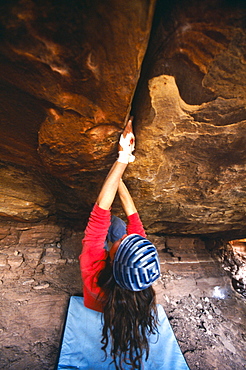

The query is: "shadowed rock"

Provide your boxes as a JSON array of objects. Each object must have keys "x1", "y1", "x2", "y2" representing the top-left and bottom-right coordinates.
[{"x1": 0, "y1": 0, "x2": 245, "y2": 238}]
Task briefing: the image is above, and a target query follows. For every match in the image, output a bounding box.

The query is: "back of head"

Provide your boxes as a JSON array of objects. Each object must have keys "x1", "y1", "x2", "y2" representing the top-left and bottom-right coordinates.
[
  {"x1": 98, "y1": 234, "x2": 160, "y2": 369},
  {"x1": 113, "y1": 233, "x2": 160, "y2": 291},
  {"x1": 99, "y1": 278, "x2": 158, "y2": 370}
]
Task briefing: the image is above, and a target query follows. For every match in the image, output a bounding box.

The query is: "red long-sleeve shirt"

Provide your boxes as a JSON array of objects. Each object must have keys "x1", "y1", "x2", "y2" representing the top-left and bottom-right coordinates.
[{"x1": 79, "y1": 203, "x2": 146, "y2": 312}]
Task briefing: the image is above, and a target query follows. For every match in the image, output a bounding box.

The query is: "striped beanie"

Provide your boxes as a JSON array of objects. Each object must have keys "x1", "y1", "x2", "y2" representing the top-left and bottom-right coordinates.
[{"x1": 113, "y1": 234, "x2": 160, "y2": 291}]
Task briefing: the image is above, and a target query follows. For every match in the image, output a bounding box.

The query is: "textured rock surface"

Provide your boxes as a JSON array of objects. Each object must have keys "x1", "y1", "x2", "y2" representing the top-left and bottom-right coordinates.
[
  {"x1": 0, "y1": 2, "x2": 246, "y2": 368},
  {"x1": 0, "y1": 219, "x2": 82, "y2": 369},
  {"x1": 0, "y1": 225, "x2": 245, "y2": 370},
  {"x1": 0, "y1": 0, "x2": 156, "y2": 175},
  {"x1": 0, "y1": 164, "x2": 55, "y2": 221},
  {"x1": 125, "y1": 75, "x2": 246, "y2": 236},
  {"x1": 0, "y1": 0, "x2": 245, "y2": 238},
  {"x1": 124, "y1": 0, "x2": 246, "y2": 237},
  {"x1": 0, "y1": 0, "x2": 157, "y2": 223}
]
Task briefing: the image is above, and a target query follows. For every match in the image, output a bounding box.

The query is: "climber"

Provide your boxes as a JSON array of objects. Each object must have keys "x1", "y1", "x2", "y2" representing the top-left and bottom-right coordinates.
[
  {"x1": 79, "y1": 116, "x2": 161, "y2": 369},
  {"x1": 57, "y1": 117, "x2": 190, "y2": 370}
]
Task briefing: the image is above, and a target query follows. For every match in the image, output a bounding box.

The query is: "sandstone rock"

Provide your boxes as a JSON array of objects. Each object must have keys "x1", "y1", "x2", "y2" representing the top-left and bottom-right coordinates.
[
  {"x1": 41, "y1": 246, "x2": 66, "y2": 265},
  {"x1": 2, "y1": 268, "x2": 20, "y2": 281},
  {"x1": 125, "y1": 74, "x2": 246, "y2": 236},
  {"x1": 18, "y1": 224, "x2": 62, "y2": 247},
  {"x1": 0, "y1": 82, "x2": 46, "y2": 170},
  {"x1": 25, "y1": 247, "x2": 43, "y2": 261},
  {"x1": 35, "y1": 263, "x2": 45, "y2": 274},
  {"x1": 0, "y1": 2, "x2": 245, "y2": 369},
  {"x1": 33, "y1": 282, "x2": 50, "y2": 290},
  {"x1": 0, "y1": 253, "x2": 8, "y2": 267},
  {"x1": 0, "y1": 226, "x2": 10, "y2": 240},
  {"x1": 0, "y1": 165, "x2": 55, "y2": 222},
  {"x1": 0, "y1": 0, "x2": 245, "y2": 240},
  {"x1": 0, "y1": 0, "x2": 156, "y2": 184},
  {"x1": 123, "y1": 1, "x2": 246, "y2": 237},
  {"x1": 24, "y1": 247, "x2": 43, "y2": 268},
  {"x1": 7, "y1": 254, "x2": 24, "y2": 269},
  {"x1": 38, "y1": 109, "x2": 121, "y2": 180},
  {"x1": 0, "y1": 234, "x2": 19, "y2": 248},
  {"x1": 0, "y1": 0, "x2": 155, "y2": 119},
  {"x1": 22, "y1": 279, "x2": 35, "y2": 285}
]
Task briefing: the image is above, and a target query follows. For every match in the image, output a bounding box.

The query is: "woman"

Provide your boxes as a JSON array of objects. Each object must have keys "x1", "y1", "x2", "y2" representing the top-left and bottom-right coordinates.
[{"x1": 79, "y1": 117, "x2": 161, "y2": 369}]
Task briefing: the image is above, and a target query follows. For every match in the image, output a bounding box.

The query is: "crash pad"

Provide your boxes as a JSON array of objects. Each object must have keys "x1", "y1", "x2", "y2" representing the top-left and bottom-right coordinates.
[{"x1": 57, "y1": 296, "x2": 190, "y2": 370}]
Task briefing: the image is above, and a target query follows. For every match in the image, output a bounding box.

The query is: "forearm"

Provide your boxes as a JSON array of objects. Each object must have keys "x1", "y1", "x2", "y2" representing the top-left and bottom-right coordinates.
[
  {"x1": 118, "y1": 179, "x2": 137, "y2": 217},
  {"x1": 96, "y1": 161, "x2": 128, "y2": 210}
]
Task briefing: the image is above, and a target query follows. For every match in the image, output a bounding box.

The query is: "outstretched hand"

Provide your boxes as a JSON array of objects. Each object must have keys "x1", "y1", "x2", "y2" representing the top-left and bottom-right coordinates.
[
  {"x1": 117, "y1": 116, "x2": 135, "y2": 164},
  {"x1": 122, "y1": 116, "x2": 134, "y2": 138},
  {"x1": 97, "y1": 117, "x2": 135, "y2": 209}
]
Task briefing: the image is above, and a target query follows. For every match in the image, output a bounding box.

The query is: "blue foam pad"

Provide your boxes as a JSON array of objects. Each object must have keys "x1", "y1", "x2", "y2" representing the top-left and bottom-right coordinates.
[{"x1": 57, "y1": 296, "x2": 190, "y2": 370}]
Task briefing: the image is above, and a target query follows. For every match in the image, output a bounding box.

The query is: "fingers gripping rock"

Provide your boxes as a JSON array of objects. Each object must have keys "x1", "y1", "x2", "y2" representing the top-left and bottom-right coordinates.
[{"x1": 119, "y1": 132, "x2": 135, "y2": 155}]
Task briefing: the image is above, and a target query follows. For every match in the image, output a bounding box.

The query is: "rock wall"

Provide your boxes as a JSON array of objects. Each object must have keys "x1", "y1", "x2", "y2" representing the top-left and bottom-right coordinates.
[
  {"x1": 0, "y1": 2, "x2": 246, "y2": 369},
  {"x1": 0, "y1": 0, "x2": 245, "y2": 238},
  {"x1": 124, "y1": 0, "x2": 246, "y2": 237},
  {"x1": 0, "y1": 225, "x2": 245, "y2": 370},
  {"x1": 0, "y1": 220, "x2": 82, "y2": 369}
]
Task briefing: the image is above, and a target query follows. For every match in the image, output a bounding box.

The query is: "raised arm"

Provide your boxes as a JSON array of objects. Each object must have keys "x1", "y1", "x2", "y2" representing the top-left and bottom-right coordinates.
[
  {"x1": 96, "y1": 117, "x2": 135, "y2": 210},
  {"x1": 118, "y1": 179, "x2": 137, "y2": 216},
  {"x1": 96, "y1": 162, "x2": 127, "y2": 210}
]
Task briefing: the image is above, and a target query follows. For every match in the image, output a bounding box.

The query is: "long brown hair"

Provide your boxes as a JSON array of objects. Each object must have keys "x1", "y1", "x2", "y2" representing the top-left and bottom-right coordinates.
[{"x1": 97, "y1": 255, "x2": 158, "y2": 370}]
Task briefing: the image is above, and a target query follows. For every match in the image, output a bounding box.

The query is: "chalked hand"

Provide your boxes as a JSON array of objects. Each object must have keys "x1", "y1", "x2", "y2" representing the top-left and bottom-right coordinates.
[{"x1": 117, "y1": 116, "x2": 135, "y2": 164}]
